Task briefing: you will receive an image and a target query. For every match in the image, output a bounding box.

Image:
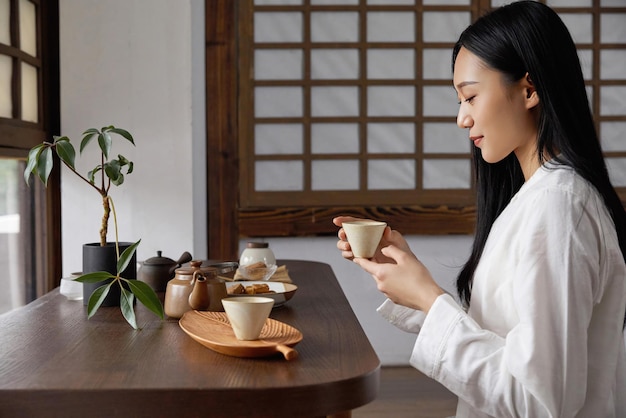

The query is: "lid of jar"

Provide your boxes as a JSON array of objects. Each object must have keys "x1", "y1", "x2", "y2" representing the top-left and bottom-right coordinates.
[
  {"x1": 246, "y1": 242, "x2": 269, "y2": 248},
  {"x1": 174, "y1": 260, "x2": 218, "y2": 275},
  {"x1": 205, "y1": 261, "x2": 239, "y2": 274},
  {"x1": 175, "y1": 266, "x2": 219, "y2": 275}
]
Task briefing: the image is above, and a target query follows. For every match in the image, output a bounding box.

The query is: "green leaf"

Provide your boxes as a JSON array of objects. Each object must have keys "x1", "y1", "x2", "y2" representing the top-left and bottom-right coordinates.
[
  {"x1": 111, "y1": 172, "x2": 124, "y2": 186},
  {"x1": 104, "y1": 160, "x2": 123, "y2": 186},
  {"x1": 83, "y1": 128, "x2": 99, "y2": 135},
  {"x1": 36, "y1": 147, "x2": 53, "y2": 187},
  {"x1": 98, "y1": 132, "x2": 112, "y2": 159},
  {"x1": 86, "y1": 282, "x2": 113, "y2": 319},
  {"x1": 109, "y1": 127, "x2": 135, "y2": 145},
  {"x1": 80, "y1": 130, "x2": 98, "y2": 153},
  {"x1": 126, "y1": 279, "x2": 164, "y2": 319},
  {"x1": 55, "y1": 139, "x2": 76, "y2": 169},
  {"x1": 74, "y1": 271, "x2": 115, "y2": 283},
  {"x1": 117, "y1": 239, "x2": 141, "y2": 274},
  {"x1": 87, "y1": 166, "x2": 101, "y2": 184},
  {"x1": 117, "y1": 154, "x2": 130, "y2": 166},
  {"x1": 115, "y1": 155, "x2": 134, "y2": 176},
  {"x1": 120, "y1": 287, "x2": 138, "y2": 329},
  {"x1": 24, "y1": 144, "x2": 45, "y2": 184}
]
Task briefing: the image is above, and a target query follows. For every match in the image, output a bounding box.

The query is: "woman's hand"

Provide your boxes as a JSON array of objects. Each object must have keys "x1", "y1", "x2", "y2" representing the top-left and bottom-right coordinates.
[
  {"x1": 355, "y1": 245, "x2": 444, "y2": 313},
  {"x1": 333, "y1": 216, "x2": 444, "y2": 313}
]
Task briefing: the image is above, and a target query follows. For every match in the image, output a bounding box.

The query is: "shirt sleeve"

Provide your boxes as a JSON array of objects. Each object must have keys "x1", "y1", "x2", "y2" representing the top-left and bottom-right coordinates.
[
  {"x1": 409, "y1": 187, "x2": 603, "y2": 417},
  {"x1": 377, "y1": 298, "x2": 427, "y2": 333}
]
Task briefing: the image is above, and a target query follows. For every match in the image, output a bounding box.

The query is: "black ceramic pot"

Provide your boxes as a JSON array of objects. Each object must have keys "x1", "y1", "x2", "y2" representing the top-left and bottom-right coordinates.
[{"x1": 82, "y1": 242, "x2": 137, "y2": 306}]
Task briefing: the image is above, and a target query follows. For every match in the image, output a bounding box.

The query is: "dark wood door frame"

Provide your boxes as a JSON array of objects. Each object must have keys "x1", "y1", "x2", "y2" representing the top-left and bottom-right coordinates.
[{"x1": 205, "y1": 0, "x2": 239, "y2": 261}]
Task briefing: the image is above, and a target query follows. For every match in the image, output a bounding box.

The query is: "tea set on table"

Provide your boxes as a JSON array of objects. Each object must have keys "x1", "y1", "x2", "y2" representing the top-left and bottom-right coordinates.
[
  {"x1": 63, "y1": 225, "x2": 383, "y2": 360},
  {"x1": 137, "y1": 242, "x2": 302, "y2": 360},
  {"x1": 140, "y1": 223, "x2": 386, "y2": 360}
]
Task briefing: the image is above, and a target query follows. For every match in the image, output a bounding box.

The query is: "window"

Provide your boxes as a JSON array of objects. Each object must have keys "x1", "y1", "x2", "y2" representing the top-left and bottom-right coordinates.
[
  {"x1": 0, "y1": 0, "x2": 60, "y2": 313},
  {"x1": 238, "y1": 0, "x2": 476, "y2": 238},
  {"x1": 206, "y1": 0, "x2": 626, "y2": 261}
]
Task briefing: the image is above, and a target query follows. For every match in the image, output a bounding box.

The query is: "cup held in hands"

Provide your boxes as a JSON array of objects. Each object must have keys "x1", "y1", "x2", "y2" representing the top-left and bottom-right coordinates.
[{"x1": 342, "y1": 220, "x2": 387, "y2": 259}]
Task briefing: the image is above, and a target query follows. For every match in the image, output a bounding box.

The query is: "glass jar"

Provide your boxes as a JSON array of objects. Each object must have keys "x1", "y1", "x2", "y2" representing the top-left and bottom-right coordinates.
[{"x1": 239, "y1": 242, "x2": 276, "y2": 266}]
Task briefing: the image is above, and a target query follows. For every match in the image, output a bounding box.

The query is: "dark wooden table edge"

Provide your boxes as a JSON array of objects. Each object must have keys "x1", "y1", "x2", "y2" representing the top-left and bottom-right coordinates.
[
  {"x1": 0, "y1": 260, "x2": 382, "y2": 418},
  {"x1": 0, "y1": 363, "x2": 380, "y2": 418}
]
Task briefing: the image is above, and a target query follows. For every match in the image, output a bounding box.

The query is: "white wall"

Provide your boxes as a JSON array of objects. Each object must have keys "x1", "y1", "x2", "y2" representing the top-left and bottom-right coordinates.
[
  {"x1": 59, "y1": 0, "x2": 473, "y2": 364},
  {"x1": 59, "y1": 0, "x2": 207, "y2": 272}
]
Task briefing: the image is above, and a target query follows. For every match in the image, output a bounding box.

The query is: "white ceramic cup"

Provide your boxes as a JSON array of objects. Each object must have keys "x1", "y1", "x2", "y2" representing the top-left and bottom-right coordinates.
[
  {"x1": 342, "y1": 220, "x2": 387, "y2": 259},
  {"x1": 60, "y1": 272, "x2": 84, "y2": 300},
  {"x1": 222, "y1": 296, "x2": 275, "y2": 340}
]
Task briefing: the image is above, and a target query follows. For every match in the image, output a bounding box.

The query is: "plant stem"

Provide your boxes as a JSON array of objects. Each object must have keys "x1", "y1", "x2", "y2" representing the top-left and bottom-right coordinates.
[
  {"x1": 101, "y1": 152, "x2": 105, "y2": 193},
  {"x1": 101, "y1": 195, "x2": 110, "y2": 247},
  {"x1": 108, "y1": 196, "x2": 120, "y2": 260},
  {"x1": 60, "y1": 159, "x2": 102, "y2": 194},
  {"x1": 58, "y1": 154, "x2": 110, "y2": 247}
]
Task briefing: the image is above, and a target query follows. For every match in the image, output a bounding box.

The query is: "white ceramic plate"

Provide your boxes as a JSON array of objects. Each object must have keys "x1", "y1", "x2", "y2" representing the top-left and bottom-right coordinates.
[{"x1": 224, "y1": 281, "x2": 297, "y2": 307}]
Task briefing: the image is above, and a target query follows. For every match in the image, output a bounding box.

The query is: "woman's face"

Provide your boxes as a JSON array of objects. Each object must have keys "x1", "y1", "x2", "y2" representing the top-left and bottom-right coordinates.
[{"x1": 453, "y1": 47, "x2": 539, "y2": 169}]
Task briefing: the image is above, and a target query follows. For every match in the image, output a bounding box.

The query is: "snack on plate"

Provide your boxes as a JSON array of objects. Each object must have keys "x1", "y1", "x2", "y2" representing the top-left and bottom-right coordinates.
[
  {"x1": 246, "y1": 283, "x2": 271, "y2": 294},
  {"x1": 227, "y1": 283, "x2": 245, "y2": 295},
  {"x1": 226, "y1": 282, "x2": 276, "y2": 295}
]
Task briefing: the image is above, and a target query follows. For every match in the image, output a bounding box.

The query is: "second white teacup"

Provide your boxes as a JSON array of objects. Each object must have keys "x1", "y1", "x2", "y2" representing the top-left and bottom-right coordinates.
[
  {"x1": 222, "y1": 296, "x2": 275, "y2": 340},
  {"x1": 342, "y1": 220, "x2": 387, "y2": 259}
]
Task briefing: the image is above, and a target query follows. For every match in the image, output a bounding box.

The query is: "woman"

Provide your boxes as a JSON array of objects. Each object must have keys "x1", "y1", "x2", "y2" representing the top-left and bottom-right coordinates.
[{"x1": 334, "y1": 2, "x2": 626, "y2": 416}]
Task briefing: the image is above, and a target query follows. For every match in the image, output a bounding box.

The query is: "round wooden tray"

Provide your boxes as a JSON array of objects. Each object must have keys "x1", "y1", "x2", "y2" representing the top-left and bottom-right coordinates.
[{"x1": 179, "y1": 310, "x2": 303, "y2": 360}]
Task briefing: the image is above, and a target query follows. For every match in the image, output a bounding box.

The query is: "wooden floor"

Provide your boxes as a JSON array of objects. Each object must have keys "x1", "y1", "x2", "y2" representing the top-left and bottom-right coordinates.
[{"x1": 352, "y1": 367, "x2": 458, "y2": 418}]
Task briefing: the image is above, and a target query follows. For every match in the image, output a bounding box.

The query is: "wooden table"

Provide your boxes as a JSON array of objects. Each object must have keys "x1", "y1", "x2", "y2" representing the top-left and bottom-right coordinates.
[{"x1": 0, "y1": 260, "x2": 380, "y2": 418}]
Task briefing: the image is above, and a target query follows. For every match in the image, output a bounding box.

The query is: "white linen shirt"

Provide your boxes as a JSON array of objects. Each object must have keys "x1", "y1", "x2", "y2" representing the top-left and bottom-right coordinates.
[{"x1": 378, "y1": 164, "x2": 626, "y2": 417}]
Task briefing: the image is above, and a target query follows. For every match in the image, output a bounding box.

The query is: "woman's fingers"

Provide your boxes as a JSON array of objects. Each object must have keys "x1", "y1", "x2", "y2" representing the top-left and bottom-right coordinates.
[{"x1": 332, "y1": 216, "x2": 361, "y2": 227}]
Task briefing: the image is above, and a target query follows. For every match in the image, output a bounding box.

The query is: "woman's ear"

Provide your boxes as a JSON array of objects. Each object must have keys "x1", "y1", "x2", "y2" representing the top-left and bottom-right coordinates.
[{"x1": 523, "y1": 73, "x2": 539, "y2": 109}]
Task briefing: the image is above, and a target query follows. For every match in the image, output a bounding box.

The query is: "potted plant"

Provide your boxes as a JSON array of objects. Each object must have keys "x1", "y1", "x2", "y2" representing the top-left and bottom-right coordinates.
[{"x1": 24, "y1": 125, "x2": 164, "y2": 329}]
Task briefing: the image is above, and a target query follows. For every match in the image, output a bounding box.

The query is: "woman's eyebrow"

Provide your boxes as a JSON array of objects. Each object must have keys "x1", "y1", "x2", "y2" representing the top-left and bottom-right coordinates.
[{"x1": 455, "y1": 80, "x2": 479, "y2": 90}]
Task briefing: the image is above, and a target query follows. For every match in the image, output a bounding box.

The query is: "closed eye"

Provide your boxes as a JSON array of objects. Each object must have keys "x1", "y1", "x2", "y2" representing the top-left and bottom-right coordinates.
[{"x1": 457, "y1": 96, "x2": 475, "y2": 105}]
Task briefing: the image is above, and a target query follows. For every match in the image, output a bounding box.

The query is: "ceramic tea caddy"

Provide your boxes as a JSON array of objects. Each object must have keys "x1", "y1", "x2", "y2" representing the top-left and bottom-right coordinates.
[
  {"x1": 240, "y1": 242, "x2": 276, "y2": 266},
  {"x1": 187, "y1": 271, "x2": 228, "y2": 312},
  {"x1": 164, "y1": 261, "x2": 227, "y2": 319}
]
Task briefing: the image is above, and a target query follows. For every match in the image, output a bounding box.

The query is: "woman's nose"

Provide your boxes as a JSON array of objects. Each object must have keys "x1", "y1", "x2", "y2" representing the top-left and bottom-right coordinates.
[{"x1": 457, "y1": 108, "x2": 473, "y2": 129}]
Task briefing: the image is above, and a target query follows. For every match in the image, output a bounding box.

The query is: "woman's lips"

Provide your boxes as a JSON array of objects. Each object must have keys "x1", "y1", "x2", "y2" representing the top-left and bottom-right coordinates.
[{"x1": 470, "y1": 135, "x2": 483, "y2": 146}]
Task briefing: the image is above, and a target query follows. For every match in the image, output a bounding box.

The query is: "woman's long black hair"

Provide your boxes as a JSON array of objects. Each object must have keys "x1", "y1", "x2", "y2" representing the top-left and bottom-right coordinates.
[{"x1": 453, "y1": 1, "x2": 626, "y2": 324}]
